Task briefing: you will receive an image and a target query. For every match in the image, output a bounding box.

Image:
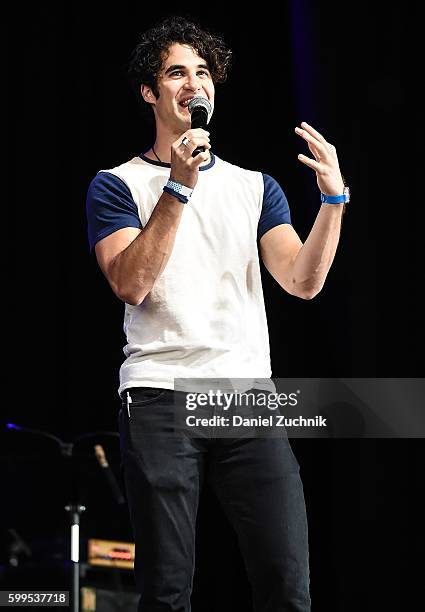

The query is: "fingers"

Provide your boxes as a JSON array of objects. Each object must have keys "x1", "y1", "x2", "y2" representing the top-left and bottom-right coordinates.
[
  {"x1": 184, "y1": 142, "x2": 211, "y2": 169},
  {"x1": 169, "y1": 129, "x2": 211, "y2": 186},
  {"x1": 191, "y1": 150, "x2": 211, "y2": 168},
  {"x1": 307, "y1": 140, "x2": 322, "y2": 162},
  {"x1": 297, "y1": 153, "x2": 321, "y2": 171},
  {"x1": 172, "y1": 129, "x2": 211, "y2": 168},
  {"x1": 295, "y1": 125, "x2": 328, "y2": 157},
  {"x1": 174, "y1": 141, "x2": 210, "y2": 156},
  {"x1": 299, "y1": 121, "x2": 327, "y2": 144},
  {"x1": 185, "y1": 139, "x2": 212, "y2": 158},
  {"x1": 174, "y1": 129, "x2": 210, "y2": 152},
  {"x1": 295, "y1": 121, "x2": 339, "y2": 171}
]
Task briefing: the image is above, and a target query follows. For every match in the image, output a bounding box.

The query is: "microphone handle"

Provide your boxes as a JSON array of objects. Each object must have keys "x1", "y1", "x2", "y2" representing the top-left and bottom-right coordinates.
[
  {"x1": 192, "y1": 145, "x2": 205, "y2": 158},
  {"x1": 191, "y1": 108, "x2": 208, "y2": 157},
  {"x1": 103, "y1": 467, "x2": 125, "y2": 505},
  {"x1": 94, "y1": 444, "x2": 125, "y2": 504}
]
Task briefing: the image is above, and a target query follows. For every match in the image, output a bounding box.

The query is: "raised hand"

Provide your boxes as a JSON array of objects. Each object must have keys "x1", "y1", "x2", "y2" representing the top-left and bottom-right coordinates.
[{"x1": 295, "y1": 121, "x2": 345, "y2": 196}]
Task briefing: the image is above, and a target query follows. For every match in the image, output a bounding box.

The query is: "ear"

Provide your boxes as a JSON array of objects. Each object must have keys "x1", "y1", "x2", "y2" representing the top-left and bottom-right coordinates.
[{"x1": 141, "y1": 84, "x2": 156, "y2": 105}]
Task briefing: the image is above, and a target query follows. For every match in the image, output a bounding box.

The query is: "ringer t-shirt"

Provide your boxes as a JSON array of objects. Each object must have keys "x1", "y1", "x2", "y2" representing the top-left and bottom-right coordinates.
[{"x1": 86, "y1": 152, "x2": 292, "y2": 395}]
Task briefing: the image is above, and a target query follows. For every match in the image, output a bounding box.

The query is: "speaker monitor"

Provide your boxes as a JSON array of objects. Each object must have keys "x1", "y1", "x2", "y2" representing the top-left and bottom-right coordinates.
[{"x1": 81, "y1": 587, "x2": 139, "y2": 611}]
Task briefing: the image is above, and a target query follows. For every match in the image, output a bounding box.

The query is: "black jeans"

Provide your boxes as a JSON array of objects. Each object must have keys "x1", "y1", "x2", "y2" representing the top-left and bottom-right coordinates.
[{"x1": 118, "y1": 387, "x2": 311, "y2": 612}]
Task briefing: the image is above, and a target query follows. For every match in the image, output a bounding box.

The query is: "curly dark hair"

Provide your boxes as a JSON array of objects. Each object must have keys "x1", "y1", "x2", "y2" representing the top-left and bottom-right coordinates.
[{"x1": 128, "y1": 16, "x2": 232, "y2": 116}]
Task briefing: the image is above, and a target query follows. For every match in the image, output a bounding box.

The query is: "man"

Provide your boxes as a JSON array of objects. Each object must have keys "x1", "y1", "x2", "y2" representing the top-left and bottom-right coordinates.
[{"x1": 86, "y1": 16, "x2": 349, "y2": 612}]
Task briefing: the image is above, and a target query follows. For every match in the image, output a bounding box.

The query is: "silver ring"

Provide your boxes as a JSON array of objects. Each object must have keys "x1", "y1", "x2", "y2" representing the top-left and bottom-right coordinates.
[{"x1": 181, "y1": 137, "x2": 190, "y2": 147}]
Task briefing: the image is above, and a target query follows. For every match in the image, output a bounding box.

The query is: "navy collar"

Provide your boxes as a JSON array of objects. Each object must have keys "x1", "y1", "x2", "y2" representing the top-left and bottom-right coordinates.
[{"x1": 140, "y1": 149, "x2": 216, "y2": 171}]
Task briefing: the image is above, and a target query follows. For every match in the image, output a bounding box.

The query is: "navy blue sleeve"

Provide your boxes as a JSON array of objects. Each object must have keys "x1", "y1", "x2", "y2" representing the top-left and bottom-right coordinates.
[
  {"x1": 86, "y1": 171, "x2": 143, "y2": 252},
  {"x1": 257, "y1": 174, "x2": 292, "y2": 241}
]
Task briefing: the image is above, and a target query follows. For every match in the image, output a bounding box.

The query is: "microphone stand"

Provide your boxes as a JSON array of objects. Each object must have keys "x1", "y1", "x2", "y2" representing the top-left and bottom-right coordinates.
[
  {"x1": 64, "y1": 503, "x2": 85, "y2": 612},
  {"x1": 5, "y1": 424, "x2": 121, "y2": 612}
]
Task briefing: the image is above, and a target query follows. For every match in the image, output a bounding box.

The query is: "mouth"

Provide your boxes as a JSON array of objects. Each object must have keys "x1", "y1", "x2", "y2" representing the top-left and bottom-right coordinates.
[{"x1": 178, "y1": 97, "x2": 195, "y2": 108}]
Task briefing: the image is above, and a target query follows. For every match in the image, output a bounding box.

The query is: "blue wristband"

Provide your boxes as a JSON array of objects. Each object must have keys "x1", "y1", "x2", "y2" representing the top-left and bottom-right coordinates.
[
  {"x1": 320, "y1": 186, "x2": 350, "y2": 204},
  {"x1": 163, "y1": 186, "x2": 189, "y2": 204}
]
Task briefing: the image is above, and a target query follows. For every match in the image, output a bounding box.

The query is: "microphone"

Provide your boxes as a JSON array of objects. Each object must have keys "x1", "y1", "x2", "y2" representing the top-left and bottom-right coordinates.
[
  {"x1": 188, "y1": 96, "x2": 213, "y2": 157},
  {"x1": 8, "y1": 529, "x2": 32, "y2": 567},
  {"x1": 94, "y1": 444, "x2": 125, "y2": 505}
]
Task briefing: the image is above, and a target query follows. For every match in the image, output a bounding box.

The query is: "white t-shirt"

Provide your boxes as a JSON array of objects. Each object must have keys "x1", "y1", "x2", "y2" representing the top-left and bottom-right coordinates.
[{"x1": 86, "y1": 152, "x2": 292, "y2": 395}]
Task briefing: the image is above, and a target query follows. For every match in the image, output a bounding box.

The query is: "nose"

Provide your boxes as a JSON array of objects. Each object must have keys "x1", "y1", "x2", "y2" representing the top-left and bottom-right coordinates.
[{"x1": 183, "y1": 72, "x2": 202, "y2": 92}]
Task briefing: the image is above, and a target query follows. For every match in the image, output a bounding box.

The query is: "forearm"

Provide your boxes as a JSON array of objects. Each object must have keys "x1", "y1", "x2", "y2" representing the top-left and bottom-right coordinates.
[
  {"x1": 111, "y1": 192, "x2": 184, "y2": 305},
  {"x1": 292, "y1": 203, "x2": 345, "y2": 298}
]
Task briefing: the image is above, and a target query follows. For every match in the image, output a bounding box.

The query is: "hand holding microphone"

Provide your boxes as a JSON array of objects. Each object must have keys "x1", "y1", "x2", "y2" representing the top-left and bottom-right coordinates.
[{"x1": 168, "y1": 96, "x2": 213, "y2": 192}]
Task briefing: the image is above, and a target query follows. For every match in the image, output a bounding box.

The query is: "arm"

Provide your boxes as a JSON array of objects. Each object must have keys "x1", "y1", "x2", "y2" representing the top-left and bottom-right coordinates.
[
  {"x1": 260, "y1": 205, "x2": 344, "y2": 299},
  {"x1": 95, "y1": 193, "x2": 184, "y2": 305},
  {"x1": 94, "y1": 128, "x2": 211, "y2": 305},
  {"x1": 260, "y1": 122, "x2": 347, "y2": 299}
]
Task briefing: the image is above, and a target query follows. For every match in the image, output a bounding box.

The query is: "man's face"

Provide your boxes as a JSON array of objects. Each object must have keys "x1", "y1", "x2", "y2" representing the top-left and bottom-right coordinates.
[{"x1": 144, "y1": 43, "x2": 215, "y2": 132}]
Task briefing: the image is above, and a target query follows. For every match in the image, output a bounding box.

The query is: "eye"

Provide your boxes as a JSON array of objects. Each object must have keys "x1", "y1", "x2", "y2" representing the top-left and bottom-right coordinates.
[{"x1": 170, "y1": 70, "x2": 210, "y2": 77}]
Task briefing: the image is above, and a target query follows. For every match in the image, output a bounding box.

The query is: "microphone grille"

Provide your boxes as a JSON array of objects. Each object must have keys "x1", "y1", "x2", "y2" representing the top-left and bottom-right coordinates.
[{"x1": 188, "y1": 96, "x2": 212, "y2": 116}]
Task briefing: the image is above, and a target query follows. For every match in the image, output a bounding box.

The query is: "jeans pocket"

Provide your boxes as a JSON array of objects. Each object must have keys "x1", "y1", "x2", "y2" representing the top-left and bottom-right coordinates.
[{"x1": 127, "y1": 387, "x2": 168, "y2": 407}]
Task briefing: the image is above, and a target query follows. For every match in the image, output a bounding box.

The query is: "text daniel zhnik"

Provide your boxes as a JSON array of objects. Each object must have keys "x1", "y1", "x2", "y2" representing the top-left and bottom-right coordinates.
[{"x1": 186, "y1": 415, "x2": 327, "y2": 428}]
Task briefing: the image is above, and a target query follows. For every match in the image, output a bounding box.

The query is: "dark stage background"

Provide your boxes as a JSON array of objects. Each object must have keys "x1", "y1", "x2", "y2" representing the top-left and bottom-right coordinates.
[{"x1": 5, "y1": 2, "x2": 422, "y2": 611}]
